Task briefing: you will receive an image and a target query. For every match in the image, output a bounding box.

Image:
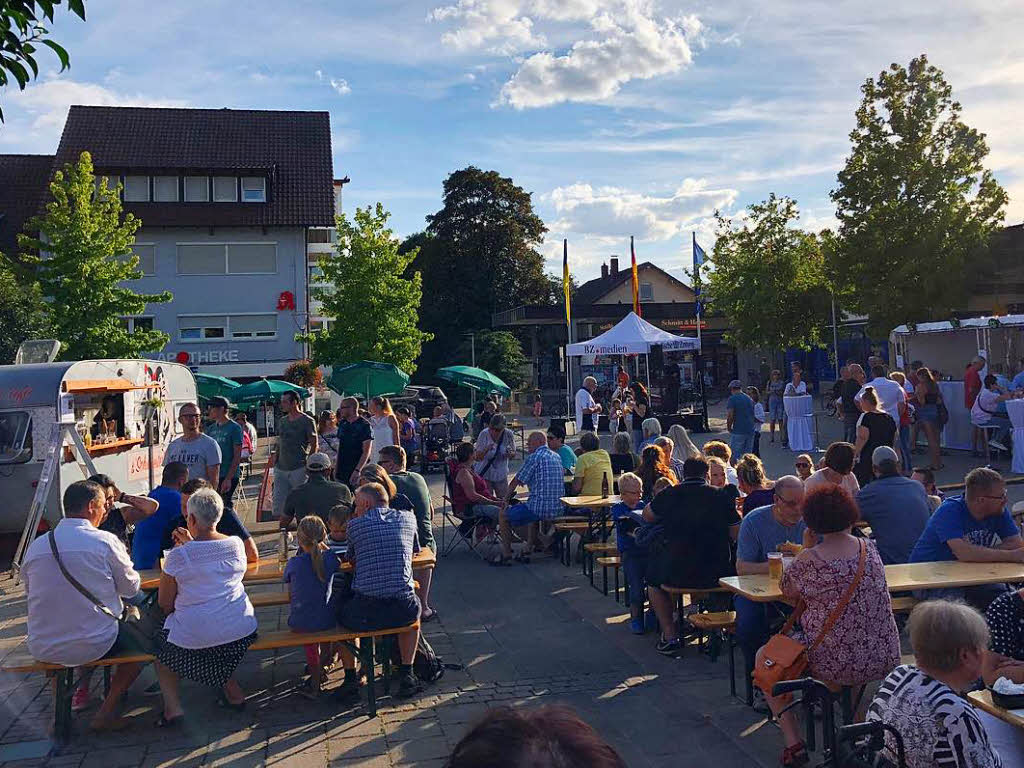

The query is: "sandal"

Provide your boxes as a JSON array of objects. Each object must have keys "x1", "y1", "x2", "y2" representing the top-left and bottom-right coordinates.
[
  {"x1": 154, "y1": 714, "x2": 184, "y2": 729},
  {"x1": 216, "y1": 692, "x2": 247, "y2": 711},
  {"x1": 781, "y1": 742, "x2": 809, "y2": 766},
  {"x1": 421, "y1": 609, "x2": 438, "y2": 623}
]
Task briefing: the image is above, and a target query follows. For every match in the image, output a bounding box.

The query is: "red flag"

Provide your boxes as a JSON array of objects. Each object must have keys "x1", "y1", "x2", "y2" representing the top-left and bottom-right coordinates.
[{"x1": 630, "y1": 236, "x2": 640, "y2": 317}]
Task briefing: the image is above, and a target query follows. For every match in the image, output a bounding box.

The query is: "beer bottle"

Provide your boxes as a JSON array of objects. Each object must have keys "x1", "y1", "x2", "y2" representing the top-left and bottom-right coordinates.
[{"x1": 601, "y1": 471, "x2": 609, "y2": 498}]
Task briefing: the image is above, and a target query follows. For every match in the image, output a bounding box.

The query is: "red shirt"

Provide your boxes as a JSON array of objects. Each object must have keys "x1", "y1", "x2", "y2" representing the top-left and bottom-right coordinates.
[{"x1": 964, "y1": 365, "x2": 982, "y2": 408}]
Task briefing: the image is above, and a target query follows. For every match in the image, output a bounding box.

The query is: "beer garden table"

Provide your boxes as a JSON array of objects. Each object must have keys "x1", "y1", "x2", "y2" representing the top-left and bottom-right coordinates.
[
  {"x1": 968, "y1": 690, "x2": 1024, "y2": 730},
  {"x1": 719, "y1": 561, "x2": 1024, "y2": 603}
]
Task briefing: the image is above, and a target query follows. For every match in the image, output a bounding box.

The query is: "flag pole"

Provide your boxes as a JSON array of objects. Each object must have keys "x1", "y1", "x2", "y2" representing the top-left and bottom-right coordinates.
[
  {"x1": 563, "y1": 238, "x2": 573, "y2": 425},
  {"x1": 693, "y1": 231, "x2": 708, "y2": 431}
]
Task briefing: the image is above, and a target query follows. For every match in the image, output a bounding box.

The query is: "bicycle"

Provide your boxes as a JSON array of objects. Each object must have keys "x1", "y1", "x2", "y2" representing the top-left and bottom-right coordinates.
[{"x1": 772, "y1": 678, "x2": 907, "y2": 767}]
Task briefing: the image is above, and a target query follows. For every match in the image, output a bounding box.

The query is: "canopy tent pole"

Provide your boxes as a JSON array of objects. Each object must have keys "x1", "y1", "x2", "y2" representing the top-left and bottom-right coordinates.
[{"x1": 565, "y1": 347, "x2": 572, "y2": 424}]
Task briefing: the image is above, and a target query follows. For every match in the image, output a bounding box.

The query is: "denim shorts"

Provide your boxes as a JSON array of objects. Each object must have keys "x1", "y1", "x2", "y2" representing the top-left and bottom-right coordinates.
[
  {"x1": 505, "y1": 502, "x2": 543, "y2": 527},
  {"x1": 917, "y1": 404, "x2": 939, "y2": 424},
  {"x1": 768, "y1": 397, "x2": 784, "y2": 421}
]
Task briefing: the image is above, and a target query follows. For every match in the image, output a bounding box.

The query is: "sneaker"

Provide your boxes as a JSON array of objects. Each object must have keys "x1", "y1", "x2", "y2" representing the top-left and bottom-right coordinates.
[
  {"x1": 332, "y1": 677, "x2": 361, "y2": 703},
  {"x1": 630, "y1": 618, "x2": 645, "y2": 635},
  {"x1": 655, "y1": 638, "x2": 682, "y2": 657},
  {"x1": 71, "y1": 686, "x2": 92, "y2": 712},
  {"x1": 396, "y1": 673, "x2": 424, "y2": 699},
  {"x1": 644, "y1": 611, "x2": 659, "y2": 633},
  {"x1": 989, "y1": 439, "x2": 1008, "y2": 452}
]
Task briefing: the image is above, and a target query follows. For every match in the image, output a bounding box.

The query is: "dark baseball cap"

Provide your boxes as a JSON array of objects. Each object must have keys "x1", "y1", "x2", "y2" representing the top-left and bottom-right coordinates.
[{"x1": 208, "y1": 396, "x2": 230, "y2": 409}]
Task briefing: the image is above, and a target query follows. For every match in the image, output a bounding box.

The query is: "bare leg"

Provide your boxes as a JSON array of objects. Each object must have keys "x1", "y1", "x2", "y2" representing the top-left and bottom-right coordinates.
[
  {"x1": 397, "y1": 628, "x2": 419, "y2": 665},
  {"x1": 755, "y1": 647, "x2": 803, "y2": 748},
  {"x1": 498, "y1": 509, "x2": 514, "y2": 558},
  {"x1": 222, "y1": 678, "x2": 245, "y2": 706},
  {"x1": 91, "y1": 663, "x2": 142, "y2": 725},
  {"x1": 647, "y1": 586, "x2": 677, "y2": 642},
  {"x1": 414, "y1": 567, "x2": 434, "y2": 618},
  {"x1": 155, "y1": 662, "x2": 184, "y2": 720},
  {"x1": 75, "y1": 667, "x2": 96, "y2": 695},
  {"x1": 925, "y1": 422, "x2": 942, "y2": 469}
]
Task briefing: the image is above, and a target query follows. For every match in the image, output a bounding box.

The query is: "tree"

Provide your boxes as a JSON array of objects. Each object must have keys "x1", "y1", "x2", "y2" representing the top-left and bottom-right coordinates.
[
  {"x1": 829, "y1": 54, "x2": 1007, "y2": 335},
  {"x1": 705, "y1": 194, "x2": 832, "y2": 351},
  {"x1": 405, "y1": 167, "x2": 554, "y2": 377},
  {"x1": 0, "y1": 261, "x2": 50, "y2": 363},
  {"x1": 306, "y1": 203, "x2": 431, "y2": 375},
  {"x1": 453, "y1": 330, "x2": 529, "y2": 389},
  {"x1": 283, "y1": 359, "x2": 323, "y2": 390},
  {"x1": 14, "y1": 151, "x2": 171, "y2": 360},
  {"x1": 1, "y1": 0, "x2": 85, "y2": 121}
]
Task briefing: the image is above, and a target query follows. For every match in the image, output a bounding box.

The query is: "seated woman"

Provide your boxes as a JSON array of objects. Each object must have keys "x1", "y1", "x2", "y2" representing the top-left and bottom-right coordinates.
[
  {"x1": 668, "y1": 423, "x2": 702, "y2": 463},
  {"x1": 451, "y1": 441, "x2": 503, "y2": 523},
  {"x1": 572, "y1": 431, "x2": 613, "y2": 496},
  {"x1": 639, "y1": 417, "x2": 662, "y2": 452},
  {"x1": 653, "y1": 436, "x2": 684, "y2": 479},
  {"x1": 636, "y1": 445, "x2": 676, "y2": 502},
  {"x1": 703, "y1": 440, "x2": 739, "y2": 486},
  {"x1": 610, "y1": 431, "x2": 639, "y2": 474},
  {"x1": 869, "y1": 600, "x2": 1012, "y2": 768},
  {"x1": 803, "y1": 441, "x2": 859, "y2": 497},
  {"x1": 706, "y1": 455, "x2": 740, "y2": 506},
  {"x1": 985, "y1": 586, "x2": 1024, "y2": 685},
  {"x1": 155, "y1": 488, "x2": 258, "y2": 725},
  {"x1": 358, "y1": 463, "x2": 414, "y2": 514},
  {"x1": 758, "y1": 485, "x2": 900, "y2": 766},
  {"x1": 736, "y1": 454, "x2": 774, "y2": 514}
]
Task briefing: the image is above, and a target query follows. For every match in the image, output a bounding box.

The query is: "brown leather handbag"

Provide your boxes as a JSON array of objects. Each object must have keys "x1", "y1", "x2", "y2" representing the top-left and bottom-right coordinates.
[{"x1": 752, "y1": 539, "x2": 866, "y2": 697}]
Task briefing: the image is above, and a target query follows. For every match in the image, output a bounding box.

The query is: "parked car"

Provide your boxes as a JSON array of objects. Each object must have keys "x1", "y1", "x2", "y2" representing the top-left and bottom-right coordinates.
[{"x1": 391, "y1": 385, "x2": 449, "y2": 419}]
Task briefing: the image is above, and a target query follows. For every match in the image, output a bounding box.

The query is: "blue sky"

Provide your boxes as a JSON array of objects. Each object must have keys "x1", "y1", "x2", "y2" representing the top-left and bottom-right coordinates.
[{"x1": 3, "y1": 0, "x2": 1023, "y2": 284}]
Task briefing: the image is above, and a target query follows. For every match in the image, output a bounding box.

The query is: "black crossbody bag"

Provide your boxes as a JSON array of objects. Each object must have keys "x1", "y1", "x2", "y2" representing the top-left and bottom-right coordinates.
[{"x1": 48, "y1": 532, "x2": 163, "y2": 654}]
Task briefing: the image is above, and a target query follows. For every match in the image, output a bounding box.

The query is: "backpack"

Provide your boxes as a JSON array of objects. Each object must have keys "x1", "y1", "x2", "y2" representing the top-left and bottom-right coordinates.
[{"x1": 390, "y1": 632, "x2": 462, "y2": 684}]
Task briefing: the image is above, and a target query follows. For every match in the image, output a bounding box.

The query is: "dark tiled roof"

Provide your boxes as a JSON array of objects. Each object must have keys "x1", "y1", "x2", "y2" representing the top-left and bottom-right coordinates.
[
  {"x1": 574, "y1": 261, "x2": 693, "y2": 304},
  {"x1": 53, "y1": 106, "x2": 334, "y2": 227},
  {"x1": 0, "y1": 154, "x2": 54, "y2": 258}
]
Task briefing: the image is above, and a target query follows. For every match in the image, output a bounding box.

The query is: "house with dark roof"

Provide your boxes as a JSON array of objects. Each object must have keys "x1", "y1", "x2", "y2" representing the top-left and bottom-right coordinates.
[
  {"x1": 494, "y1": 257, "x2": 739, "y2": 400},
  {"x1": 0, "y1": 154, "x2": 54, "y2": 260},
  {"x1": 9, "y1": 105, "x2": 335, "y2": 378}
]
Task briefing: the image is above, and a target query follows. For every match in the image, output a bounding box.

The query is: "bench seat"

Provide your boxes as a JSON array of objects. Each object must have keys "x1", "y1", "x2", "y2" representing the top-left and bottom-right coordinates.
[{"x1": 890, "y1": 596, "x2": 919, "y2": 614}]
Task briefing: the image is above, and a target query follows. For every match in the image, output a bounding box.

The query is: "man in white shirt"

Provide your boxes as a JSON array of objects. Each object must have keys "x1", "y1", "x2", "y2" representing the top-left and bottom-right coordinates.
[
  {"x1": 858, "y1": 365, "x2": 905, "y2": 426},
  {"x1": 575, "y1": 376, "x2": 602, "y2": 434},
  {"x1": 23, "y1": 480, "x2": 144, "y2": 731},
  {"x1": 971, "y1": 374, "x2": 1014, "y2": 449}
]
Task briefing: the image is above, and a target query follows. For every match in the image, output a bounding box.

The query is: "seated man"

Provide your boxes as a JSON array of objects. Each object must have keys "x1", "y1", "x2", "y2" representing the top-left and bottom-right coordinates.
[
  {"x1": 653, "y1": 436, "x2": 684, "y2": 479},
  {"x1": 910, "y1": 466, "x2": 943, "y2": 512},
  {"x1": 910, "y1": 466, "x2": 1024, "y2": 611},
  {"x1": 572, "y1": 431, "x2": 613, "y2": 495},
  {"x1": 734, "y1": 476, "x2": 807, "y2": 665},
  {"x1": 282, "y1": 452, "x2": 353, "y2": 528},
  {"x1": 546, "y1": 424, "x2": 577, "y2": 474},
  {"x1": 610, "y1": 473, "x2": 648, "y2": 634},
  {"x1": 164, "y1": 478, "x2": 259, "y2": 563},
  {"x1": 23, "y1": 481, "x2": 143, "y2": 731},
  {"x1": 856, "y1": 446, "x2": 931, "y2": 564},
  {"x1": 502, "y1": 431, "x2": 565, "y2": 563},
  {"x1": 644, "y1": 457, "x2": 740, "y2": 656},
  {"x1": 132, "y1": 461, "x2": 189, "y2": 570},
  {"x1": 339, "y1": 482, "x2": 423, "y2": 698}
]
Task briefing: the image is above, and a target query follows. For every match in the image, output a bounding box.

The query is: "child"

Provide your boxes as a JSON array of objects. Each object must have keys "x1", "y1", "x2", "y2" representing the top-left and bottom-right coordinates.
[
  {"x1": 284, "y1": 516, "x2": 340, "y2": 699},
  {"x1": 747, "y1": 386, "x2": 765, "y2": 457},
  {"x1": 609, "y1": 398, "x2": 622, "y2": 435},
  {"x1": 610, "y1": 473, "x2": 649, "y2": 634},
  {"x1": 325, "y1": 504, "x2": 363, "y2": 701},
  {"x1": 651, "y1": 476, "x2": 675, "y2": 498}
]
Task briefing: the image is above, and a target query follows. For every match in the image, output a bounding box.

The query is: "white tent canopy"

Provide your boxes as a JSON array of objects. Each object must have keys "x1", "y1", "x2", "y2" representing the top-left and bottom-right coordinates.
[{"x1": 566, "y1": 311, "x2": 700, "y2": 356}]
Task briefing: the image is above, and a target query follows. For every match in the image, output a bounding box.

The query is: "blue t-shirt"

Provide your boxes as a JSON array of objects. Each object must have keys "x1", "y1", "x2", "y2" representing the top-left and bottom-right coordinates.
[
  {"x1": 1012, "y1": 371, "x2": 1024, "y2": 390},
  {"x1": 611, "y1": 500, "x2": 646, "y2": 554},
  {"x1": 205, "y1": 419, "x2": 243, "y2": 480},
  {"x1": 736, "y1": 505, "x2": 807, "y2": 564},
  {"x1": 727, "y1": 392, "x2": 756, "y2": 436},
  {"x1": 909, "y1": 495, "x2": 1020, "y2": 563},
  {"x1": 284, "y1": 549, "x2": 340, "y2": 632},
  {"x1": 557, "y1": 444, "x2": 577, "y2": 472},
  {"x1": 132, "y1": 485, "x2": 182, "y2": 570}
]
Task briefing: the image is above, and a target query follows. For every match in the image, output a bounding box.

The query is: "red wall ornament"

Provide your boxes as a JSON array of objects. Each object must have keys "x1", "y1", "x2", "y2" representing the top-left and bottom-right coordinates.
[
  {"x1": 277, "y1": 291, "x2": 296, "y2": 311},
  {"x1": 175, "y1": 351, "x2": 190, "y2": 364}
]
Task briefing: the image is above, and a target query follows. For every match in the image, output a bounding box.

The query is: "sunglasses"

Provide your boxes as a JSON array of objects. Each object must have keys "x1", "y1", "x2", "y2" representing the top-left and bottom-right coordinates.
[{"x1": 795, "y1": 462, "x2": 810, "y2": 468}]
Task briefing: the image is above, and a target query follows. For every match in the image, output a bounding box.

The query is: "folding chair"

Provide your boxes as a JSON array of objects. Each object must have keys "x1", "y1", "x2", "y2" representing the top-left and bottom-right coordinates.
[{"x1": 439, "y1": 459, "x2": 495, "y2": 559}]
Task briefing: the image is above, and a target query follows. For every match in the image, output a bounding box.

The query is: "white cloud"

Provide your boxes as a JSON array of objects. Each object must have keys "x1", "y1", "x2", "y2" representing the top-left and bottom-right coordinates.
[
  {"x1": 429, "y1": 0, "x2": 544, "y2": 52},
  {"x1": 0, "y1": 76, "x2": 187, "y2": 152},
  {"x1": 546, "y1": 178, "x2": 737, "y2": 241},
  {"x1": 315, "y1": 70, "x2": 351, "y2": 96}
]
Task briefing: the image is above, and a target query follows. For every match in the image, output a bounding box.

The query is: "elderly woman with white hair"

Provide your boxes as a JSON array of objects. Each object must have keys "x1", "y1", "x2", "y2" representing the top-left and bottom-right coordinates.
[
  {"x1": 639, "y1": 417, "x2": 662, "y2": 452},
  {"x1": 667, "y1": 424, "x2": 701, "y2": 463},
  {"x1": 868, "y1": 600, "x2": 1020, "y2": 768},
  {"x1": 154, "y1": 488, "x2": 257, "y2": 726}
]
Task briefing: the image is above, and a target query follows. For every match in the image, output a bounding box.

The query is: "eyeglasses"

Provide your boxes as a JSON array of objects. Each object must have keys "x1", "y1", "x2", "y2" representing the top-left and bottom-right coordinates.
[
  {"x1": 979, "y1": 492, "x2": 1008, "y2": 502},
  {"x1": 794, "y1": 462, "x2": 810, "y2": 469}
]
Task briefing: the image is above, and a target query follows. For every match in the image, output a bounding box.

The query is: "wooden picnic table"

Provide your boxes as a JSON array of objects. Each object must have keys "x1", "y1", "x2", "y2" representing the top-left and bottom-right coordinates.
[
  {"x1": 140, "y1": 548, "x2": 438, "y2": 590},
  {"x1": 560, "y1": 495, "x2": 622, "y2": 509},
  {"x1": 968, "y1": 690, "x2": 1024, "y2": 730},
  {"x1": 719, "y1": 561, "x2": 1024, "y2": 603}
]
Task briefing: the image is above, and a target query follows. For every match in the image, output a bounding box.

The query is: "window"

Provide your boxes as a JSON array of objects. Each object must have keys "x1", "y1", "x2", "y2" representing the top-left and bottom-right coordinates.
[
  {"x1": 308, "y1": 229, "x2": 332, "y2": 244},
  {"x1": 213, "y1": 176, "x2": 237, "y2": 202},
  {"x1": 94, "y1": 176, "x2": 114, "y2": 199},
  {"x1": 241, "y1": 177, "x2": 266, "y2": 202},
  {"x1": 177, "y1": 244, "x2": 227, "y2": 274},
  {"x1": 308, "y1": 264, "x2": 325, "y2": 284},
  {"x1": 123, "y1": 176, "x2": 150, "y2": 202},
  {"x1": 128, "y1": 244, "x2": 156, "y2": 275},
  {"x1": 639, "y1": 282, "x2": 654, "y2": 301},
  {"x1": 178, "y1": 315, "x2": 227, "y2": 341},
  {"x1": 153, "y1": 176, "x2": 179, "y2": 202},
  {"x1": 120, "y1": 316, "x2": 154, "y2": 334},
  {"x1": 184, "y1": 176, "x2": 209, "y2": 202},
  {"x1": 227, "y1": 243, "x2": 276, "y2": 274},
  {"x1": 0, "y1": 411, "x2": 32, "y2": 464},
  {"x1": 230, "y1": 314, "x2": 276, "y2": 338}
]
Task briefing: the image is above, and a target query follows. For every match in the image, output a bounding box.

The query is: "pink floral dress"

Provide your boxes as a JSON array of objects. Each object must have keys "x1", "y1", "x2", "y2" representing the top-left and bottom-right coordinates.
[{"x1": 781, "y1": 540, "x2": 901, "y2": 686}]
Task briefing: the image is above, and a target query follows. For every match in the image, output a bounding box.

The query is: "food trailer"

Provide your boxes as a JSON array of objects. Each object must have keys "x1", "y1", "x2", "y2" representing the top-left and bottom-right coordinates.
[{"x1": 0, "y1": 359, "x2": 197, "y2": 533}]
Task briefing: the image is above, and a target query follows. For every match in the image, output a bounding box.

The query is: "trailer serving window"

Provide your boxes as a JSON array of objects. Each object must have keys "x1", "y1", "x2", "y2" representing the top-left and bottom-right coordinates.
[{"x1": 0, "y1": 411, "x2": 32, "y2": 464}]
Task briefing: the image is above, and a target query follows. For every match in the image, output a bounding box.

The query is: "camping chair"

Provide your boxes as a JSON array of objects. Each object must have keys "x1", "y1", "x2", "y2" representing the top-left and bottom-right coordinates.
[{"x1": 439, "y1": 459, "x2": 495, "y2": 560}]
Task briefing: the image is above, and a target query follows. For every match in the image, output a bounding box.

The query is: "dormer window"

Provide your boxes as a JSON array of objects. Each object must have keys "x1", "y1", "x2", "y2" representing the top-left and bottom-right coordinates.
[
  {"x1": 184, "y1": 176, "x2": 209, "y2": 202},
  {"x1": 123, "y1": 175, "x2": 150, "y2": 202},
  {"x1": 153, "y1": 176, "x2": 179, "y2": 202},
  {"x1": 241, "y1": 177, "x2": 266, "y2": 202},
  {"x1": 213, "y1": 176, "x2": 238, "y2": 202}
]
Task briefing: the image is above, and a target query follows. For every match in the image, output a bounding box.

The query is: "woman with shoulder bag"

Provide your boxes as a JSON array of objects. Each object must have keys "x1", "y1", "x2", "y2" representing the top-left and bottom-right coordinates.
[{"x1": 753, "y1": 485, "x2": 900, "y2": 766}]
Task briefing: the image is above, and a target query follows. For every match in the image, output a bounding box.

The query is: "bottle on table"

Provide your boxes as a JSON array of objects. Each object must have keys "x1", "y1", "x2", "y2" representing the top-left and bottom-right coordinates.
[
  {"x1": 601, "y1": 471, "x2": 609, "y2": 498},
  {"x1": 277, "y1": 529, "x2": 288, "y2": 568}
]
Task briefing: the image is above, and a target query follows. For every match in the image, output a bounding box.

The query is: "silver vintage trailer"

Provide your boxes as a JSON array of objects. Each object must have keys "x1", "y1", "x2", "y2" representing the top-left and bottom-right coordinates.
[{"x1": 0, "y1": 359, "x2": 197, "y2": 532}]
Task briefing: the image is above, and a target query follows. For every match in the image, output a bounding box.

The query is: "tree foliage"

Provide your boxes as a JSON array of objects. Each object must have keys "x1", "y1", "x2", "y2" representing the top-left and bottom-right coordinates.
[
  {"x1": 404, "y1": 167, "x2": 554, "y2": 377},
  {"x1": 829, "y1": 54, "x2": 1007, "y2": 335},
  {"x1": 0, "y1": 0, "x2": 85, "y2": 121},
  {"x1": 454, "y1": 330, "x2": 529, "y2": 389},
  {"x1": 705, "y1": 194, "x2": 832, "y2": 351},
  {"x1": 306, "y1": 203, "x2": 431, "y2": 375},
  {"x1": 0, "y1": 261, "x2": 50, "y2": 363},
  {"x1": 14, "y1": 151, "x2": 171, "y2": 360}
]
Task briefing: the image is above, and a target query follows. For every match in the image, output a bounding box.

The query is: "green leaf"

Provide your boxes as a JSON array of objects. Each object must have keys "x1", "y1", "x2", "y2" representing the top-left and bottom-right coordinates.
[{"x1": 40, "y1": 38, "x2": 69, "y2": 69}]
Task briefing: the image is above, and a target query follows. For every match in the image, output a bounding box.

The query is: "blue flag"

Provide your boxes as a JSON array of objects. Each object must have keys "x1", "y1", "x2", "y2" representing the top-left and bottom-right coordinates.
[{"x1": 692, "y1": 235, "x2": 706, "y2": 270}]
